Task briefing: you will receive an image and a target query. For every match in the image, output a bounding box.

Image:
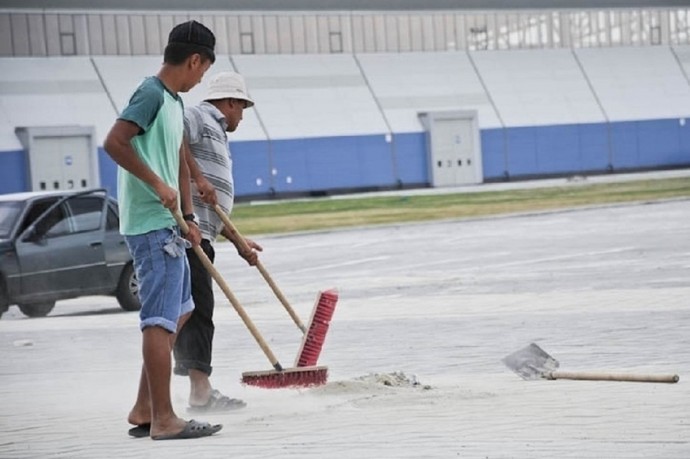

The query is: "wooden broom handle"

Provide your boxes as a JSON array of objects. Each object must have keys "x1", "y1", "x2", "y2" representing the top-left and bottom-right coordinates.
[
  {"x1": 173, "y1": 210, "x2": 283, "y2": 371},
  {"x1": 214, "y1": 204, "x2": 307, "y2": 333},
  {"x1": 546, "y1": 371, "x2": 679, "y2": 383}
]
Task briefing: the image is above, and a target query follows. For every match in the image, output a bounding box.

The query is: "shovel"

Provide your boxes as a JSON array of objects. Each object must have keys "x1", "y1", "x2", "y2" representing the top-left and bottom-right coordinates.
[{"x1": 502, "y1": 343, "x2": 679, "y2": 383}]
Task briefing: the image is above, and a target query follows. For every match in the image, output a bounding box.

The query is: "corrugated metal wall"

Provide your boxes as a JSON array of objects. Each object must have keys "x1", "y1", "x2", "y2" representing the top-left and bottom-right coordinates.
[{"x1": 2, "y1": 8, "x2": 690, "y2": 57}]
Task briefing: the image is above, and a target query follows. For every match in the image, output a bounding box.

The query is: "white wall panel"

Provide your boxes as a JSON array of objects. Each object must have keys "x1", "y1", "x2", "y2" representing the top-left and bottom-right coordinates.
[
  {"x1": 129, "y1": 15, "x2": 147, "y2": 55},
  {"x1": 73, "y1": 15, "x2": 89, "y2": 56},
  {"x1": 43, "y1": 14, "x2": 60, "y2": 56},
  {"x1": 264, "y1": 16, "x2": 280, "y2": 54},
  {"x1": 9, "y1": 14, "x2": 30, "y2": 56},
  {"x1": 211, "y1": 15, "x2": 229, "y2": 55},
  {"x1": 672, "y1": 45, "x2": 690, "y2": 82},
  {"x1": 92, "y1": 56, "x2": 266, "y2": 142},
  {"x1": 251, "y1": 15, "x2": 266, "y2": 54},
  {"x1": 397, "y1": 15, "x2": 411, "y2": 52},
  {"x1": 27, "y1": 14, "x2": 47, "y2": 56},
  {"x1": 100, "y1": 15, "x2": 118, "y2": 55},
  {"x1": 86, "y1": 15, "x2": 103, "y2": 55},
  {"x1": 233, "y1": 54, "x2": 388, "y2": 139},
  {"x1": 0, "y1": 15, "x2": 11, "y2": 56},
  {"x1": 471, "y1": 49, "x2": 605, "y2": 127},
  {"x1": 0, "y1": 57, "x2": 116, "y2": 149},
  {"x1": 143, "y1": 15, "x2": 162, "y2": 54},
  {"x1": 340, "y1": 15, "x2": 353, "y2": 53},
  {"x1": 357, "y1": 51, "x2": 501, "y2": 132},
  {"x1": 290, "y1": 16, "x2": 306, "y2": 54},
  {"x1": 575, "y1": 46, "x2": 690, "y2": 121},
  {"x1": 158, "y1": 15, "x2": 175, "y2": 52}
]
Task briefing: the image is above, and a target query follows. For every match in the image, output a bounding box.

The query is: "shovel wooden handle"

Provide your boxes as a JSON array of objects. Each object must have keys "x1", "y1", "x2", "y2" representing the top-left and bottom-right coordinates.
[
  {"x1": 173, "y1": 210, "x2": 283, "y2": 371},
  {"x1": 214, "y1": 204, "x2": 307, "y2": 333},
  {"x1": 546, "y1": 371, "x2": 679, "y2": 383}
]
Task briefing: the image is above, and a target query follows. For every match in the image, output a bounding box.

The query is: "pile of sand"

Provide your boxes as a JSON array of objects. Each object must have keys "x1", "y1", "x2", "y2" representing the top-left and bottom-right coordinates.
[
  {"x1": 312, "y1": 371, "x2": 432, "y2": 395},
  {"x1": 353, "y1": 371, "x2": 432, "y2": 389}
]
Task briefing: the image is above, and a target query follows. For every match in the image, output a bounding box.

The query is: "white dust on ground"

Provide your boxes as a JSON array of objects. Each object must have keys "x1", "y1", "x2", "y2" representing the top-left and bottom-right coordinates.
[{"x1": 309, "y1": 371, "x2": 432, "y2": 396}]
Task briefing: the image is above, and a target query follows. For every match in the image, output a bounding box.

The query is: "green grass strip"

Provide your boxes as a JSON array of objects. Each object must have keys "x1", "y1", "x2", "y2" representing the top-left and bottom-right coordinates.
[{"x1": 230, "y1": 177, "x2": 690, "y2": 235}]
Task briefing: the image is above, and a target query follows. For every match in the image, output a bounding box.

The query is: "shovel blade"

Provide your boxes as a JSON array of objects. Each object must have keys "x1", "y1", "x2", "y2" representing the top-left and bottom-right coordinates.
[{"x1": 502, "y1": 343, "x2": 560, "y2": 380}]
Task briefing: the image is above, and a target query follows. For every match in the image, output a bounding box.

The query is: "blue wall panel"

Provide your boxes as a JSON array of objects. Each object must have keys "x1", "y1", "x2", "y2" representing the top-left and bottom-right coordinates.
[
  {"x1": 535, "y1": 125, "x2": 580, "y2": 175},
  {"x1": 351, "y1": 134, "x2": 396, "y2": 188},
  {"x1": 392, "y1": 132, "x2": 427, "y2": 186},
  {"x1": 268, "y1": 138, "x2": 310, "y2": 193},
  {"x1": 578, "y1": 123, "x2": 610, "y2": 171},
  {"x1": 637, "y1": 119, "x2": 683, "y2": 167},
  {"x1": 0, "y1": 150, "x2": 27, "y2": 194},
  {"x1": 304, "y1": 137, "x2": 356, "y2": 190},
  {"x1": 505, "y1": 127, "x2": 538, "y2": 177},
  {"x1": 3, "y1": 117, "x2": 689, "y2": 199},
  {"x1": 480, "y1": 128, "x2": 506, "y2": 180},
  {"x1": 609, "y1": 121, "x2": 639, "y2": 170},
  {"x1": 679, "y1": 120, "x2": 690, "y2": 165},
  {"x1": 98, "y1": 147, "x2": 118, "y2": 197},
  {"x1": 230, "y1": 140, "x2": 272, "y2": 197},
  {"x1": 270, "y1": 134, "x2": 394, "y2": 193}
]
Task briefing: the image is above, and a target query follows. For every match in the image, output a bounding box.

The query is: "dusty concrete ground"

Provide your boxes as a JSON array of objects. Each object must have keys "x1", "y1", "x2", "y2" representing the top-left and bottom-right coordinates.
[{"x1": 1, "y1": 194, "x2": 688, "y2": 458}]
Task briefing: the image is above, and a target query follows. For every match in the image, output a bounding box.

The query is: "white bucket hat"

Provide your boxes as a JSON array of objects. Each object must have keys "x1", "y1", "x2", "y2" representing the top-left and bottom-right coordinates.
[{"x1": 204, "y1": 71, "x2": 254, "y2": 107}]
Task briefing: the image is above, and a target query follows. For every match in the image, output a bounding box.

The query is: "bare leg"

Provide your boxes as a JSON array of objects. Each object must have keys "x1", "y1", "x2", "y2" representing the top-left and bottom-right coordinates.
[
  {"x1": 189, "y1": 369, "x2": 213, "y2": 405},
  {"x1": 143, "y1": 326, "x2": 186, "y2": 438},
  {"x1": 127, "y1": 365, "x2": 151, "y2": 426},
  {"x1": 128, "y1": 312, "x2": 194, "y2": 431}
]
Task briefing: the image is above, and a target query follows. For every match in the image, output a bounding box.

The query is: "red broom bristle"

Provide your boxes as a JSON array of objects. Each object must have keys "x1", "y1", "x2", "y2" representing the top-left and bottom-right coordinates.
[
  {"x1": 296, "y1": 290, "x2": 338, "y2": 367},
  {"x1": 241, "y1": 366, "x2": 328, "y2": 389}
]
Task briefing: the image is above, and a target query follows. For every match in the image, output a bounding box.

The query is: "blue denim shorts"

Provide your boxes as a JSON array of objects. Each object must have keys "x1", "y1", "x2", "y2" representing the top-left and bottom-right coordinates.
[{"x1": 125, "y1": 227, "x2": 195, "y2": 333}]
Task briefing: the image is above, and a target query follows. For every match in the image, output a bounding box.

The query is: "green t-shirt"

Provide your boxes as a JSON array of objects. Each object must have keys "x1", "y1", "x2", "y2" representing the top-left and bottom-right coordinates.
[{"x1": 117, "y1": 77, "x2": 184, "y2": 235}]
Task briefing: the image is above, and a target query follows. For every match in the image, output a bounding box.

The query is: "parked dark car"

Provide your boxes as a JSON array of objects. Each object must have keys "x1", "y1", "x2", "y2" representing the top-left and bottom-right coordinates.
[{"x1": 0, "y1": 188, "x2": 139, "y2": 318}]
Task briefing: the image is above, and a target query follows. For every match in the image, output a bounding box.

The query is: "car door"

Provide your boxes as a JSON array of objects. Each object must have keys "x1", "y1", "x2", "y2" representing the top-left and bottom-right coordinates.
[
  {"x1": 101, "y1": 199, "x2": 131, "y2": 285},
  {"x1": 15, "y1": 195, "x2": 111, "y2": 301}
]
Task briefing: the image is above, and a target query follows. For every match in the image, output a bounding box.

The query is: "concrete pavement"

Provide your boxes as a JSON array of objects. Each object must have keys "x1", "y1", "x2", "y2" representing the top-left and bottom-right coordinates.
[{"x1": 0, "y1": 176, "x2": 688, "y2": 458}]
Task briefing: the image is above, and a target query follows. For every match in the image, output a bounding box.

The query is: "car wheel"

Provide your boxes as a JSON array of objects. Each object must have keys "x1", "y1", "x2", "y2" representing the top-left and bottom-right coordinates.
[
  {"x1": 116, "y1": 263, "x2": 141, "y2": 312},
  {"x1": 18, "y1": 301, "x2": 56, "y2": 318}
]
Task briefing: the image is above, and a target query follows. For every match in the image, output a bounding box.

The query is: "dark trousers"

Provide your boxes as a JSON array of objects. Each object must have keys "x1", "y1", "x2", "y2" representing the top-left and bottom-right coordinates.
[{"x1": 174, "y1": 239, "x2": 215, "y2": 376}]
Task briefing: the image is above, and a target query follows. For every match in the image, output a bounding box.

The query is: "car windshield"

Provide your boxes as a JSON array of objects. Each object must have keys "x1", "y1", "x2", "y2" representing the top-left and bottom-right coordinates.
[{"x1": 0, "y1": 201, "x2": 23, "y2": 238}]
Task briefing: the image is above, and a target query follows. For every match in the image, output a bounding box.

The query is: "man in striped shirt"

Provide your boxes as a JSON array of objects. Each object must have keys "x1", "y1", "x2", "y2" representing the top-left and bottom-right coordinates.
[{"x1": 174, "y1": 72, "x2": 262, "y2": 412}]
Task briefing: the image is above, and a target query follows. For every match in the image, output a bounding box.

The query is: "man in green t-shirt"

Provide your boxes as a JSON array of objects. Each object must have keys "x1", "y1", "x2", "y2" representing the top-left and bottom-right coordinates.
[{"x1": 104, "y1": 20, "x2": 221, "y2": 441}]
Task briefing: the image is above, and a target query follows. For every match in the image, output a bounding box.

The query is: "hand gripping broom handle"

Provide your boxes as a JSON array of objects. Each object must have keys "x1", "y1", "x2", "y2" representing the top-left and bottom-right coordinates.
[
  {"x1": 172, "y1": 210, "x2": 283, "y2": 372},
  {"x1": 213, "y1": 204, "x2": 308, "y2": 333},
  {"x1": 546, "y1": 371, "x2": 679, "y2": 383}
]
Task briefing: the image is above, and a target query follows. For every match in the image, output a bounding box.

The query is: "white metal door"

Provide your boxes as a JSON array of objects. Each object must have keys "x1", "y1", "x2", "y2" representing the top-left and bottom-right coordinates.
[
  {"x1": 31, "y1": 135, "x2": 93, "y2": 191},
  {"x1": 431, "y1": 119, "x2": 460, "y2": 187},
  {"x1": 453, "y1": 118, "x2": 478, "y2": 185},
  {"x1": 426, "y1": 112, "x2": 482, "y2": 187}
]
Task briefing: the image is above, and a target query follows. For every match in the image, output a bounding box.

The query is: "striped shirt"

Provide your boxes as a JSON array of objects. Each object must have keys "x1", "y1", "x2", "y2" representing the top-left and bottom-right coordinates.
[{"x1": 184, "y1": 101, "x2": 234, "y2": 244}]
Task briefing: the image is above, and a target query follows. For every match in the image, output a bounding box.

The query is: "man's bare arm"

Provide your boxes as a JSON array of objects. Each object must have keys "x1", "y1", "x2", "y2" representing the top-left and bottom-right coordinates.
[
  {"x1": 179, "y1": 144, "x2": 194, "y2": 216},
  {"x1": 179, "y1": 144, "x2": 202, "y2": 246},
  {"x1": 220, "y1": 226, "x2": 262, "y2": 266},
  {"x1": 104, "y1": 119, "x2": 177, "y2": 209},
  {"x1": 183, "y1": 138, "x2": 204, "y2": 183}
]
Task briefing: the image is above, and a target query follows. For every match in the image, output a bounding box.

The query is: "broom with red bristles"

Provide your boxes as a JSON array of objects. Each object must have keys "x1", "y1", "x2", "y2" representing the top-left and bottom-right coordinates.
[
  {"x1": 214, "y1": 205, "x2": 339, "y2": 371},
  {"x1": 173, "y1": 210, "x2": 327, "y2": 389}
]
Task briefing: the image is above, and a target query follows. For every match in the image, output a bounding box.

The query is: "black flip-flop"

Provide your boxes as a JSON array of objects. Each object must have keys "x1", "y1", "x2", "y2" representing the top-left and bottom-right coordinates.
[
  {"x1": 128, "y1": 423, "x2": 151, "y2": 438},
  {"x1": 151, "y1": 419, "x2": 222, "y2": 441}
]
